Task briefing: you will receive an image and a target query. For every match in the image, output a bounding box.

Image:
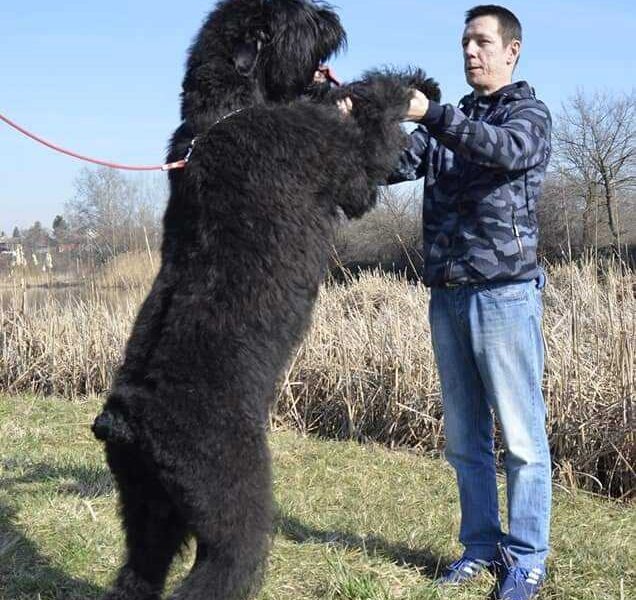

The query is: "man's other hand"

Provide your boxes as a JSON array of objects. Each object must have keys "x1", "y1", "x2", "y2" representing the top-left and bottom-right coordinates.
[{"x1": 337, "y1": 97, "x2": 353, "y2": 116}]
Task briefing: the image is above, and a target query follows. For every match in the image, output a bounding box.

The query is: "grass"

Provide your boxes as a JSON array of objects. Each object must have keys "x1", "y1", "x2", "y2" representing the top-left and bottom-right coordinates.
[{"x1": 0, "y1": 395, "x2": 633, "y2": 600}]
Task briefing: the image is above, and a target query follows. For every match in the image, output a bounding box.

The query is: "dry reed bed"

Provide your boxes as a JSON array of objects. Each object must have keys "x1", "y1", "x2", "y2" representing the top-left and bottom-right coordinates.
[{"x1": 0, "y1": 258, "x2": 633, "y2": 498}]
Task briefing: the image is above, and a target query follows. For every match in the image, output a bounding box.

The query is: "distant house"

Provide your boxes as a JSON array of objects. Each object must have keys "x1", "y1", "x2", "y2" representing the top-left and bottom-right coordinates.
[
  {"x1": 0, "y1": 237, "x2": 21, "y2": 254},
  {"x1": 54, "y1": 233, "x2": 82, "y2": 254},
  {"x1": 34, "y1": 244, "x2": 54, "y2": 257},
  {"x1": 0, "y1": 237, "x2": 22, "y2": 268}
]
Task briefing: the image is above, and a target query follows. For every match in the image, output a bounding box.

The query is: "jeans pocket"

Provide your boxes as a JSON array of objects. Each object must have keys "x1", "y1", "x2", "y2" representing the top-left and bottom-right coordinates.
[
  {"x1": 534, "y1": 286, "x2": 544, "y2": 318},
  {"x1": 478, "y1": 282, "x2": 528, "y2": 302}
]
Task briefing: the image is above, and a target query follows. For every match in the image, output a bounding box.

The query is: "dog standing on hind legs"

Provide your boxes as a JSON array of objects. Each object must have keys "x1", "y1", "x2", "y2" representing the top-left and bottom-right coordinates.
[{"x1": 92, "y1": 1, "x2": 440, "y2": 598}]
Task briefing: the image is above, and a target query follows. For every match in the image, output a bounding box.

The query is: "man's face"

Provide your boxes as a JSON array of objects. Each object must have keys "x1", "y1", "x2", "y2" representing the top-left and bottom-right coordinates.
[{"x1": 462, "y1": 15, "x2": 519, "y2": 95}]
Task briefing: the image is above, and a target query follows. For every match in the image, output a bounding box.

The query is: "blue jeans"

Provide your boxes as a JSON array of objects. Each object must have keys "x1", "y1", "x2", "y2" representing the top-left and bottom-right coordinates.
[{"x1": 429, "y1": 277, "x2": 551, "y2": 570}]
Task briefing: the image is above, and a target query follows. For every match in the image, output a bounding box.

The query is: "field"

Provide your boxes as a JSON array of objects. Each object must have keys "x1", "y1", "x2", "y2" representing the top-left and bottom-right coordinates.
[
  {"x1": 0, "y1": 396, "x2": 633, "y2": 600},
  {"x1": 1, "y1": 254, "x2": 634, "y2": 498}
]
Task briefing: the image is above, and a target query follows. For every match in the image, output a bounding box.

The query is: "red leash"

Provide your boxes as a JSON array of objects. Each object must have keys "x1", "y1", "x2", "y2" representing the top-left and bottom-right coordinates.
[
  {"x1": 0, "y1": 67, "x2": 341, "y2": 173},
  {"x1": 0, "y1": 112, "x2": 187, "y2": 171}
]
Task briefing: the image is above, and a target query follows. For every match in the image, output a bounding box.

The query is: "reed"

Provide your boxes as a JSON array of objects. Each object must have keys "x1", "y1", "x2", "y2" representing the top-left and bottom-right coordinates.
[{"x1": 0, "y1": 253, "x2": 633, "y2": 498}]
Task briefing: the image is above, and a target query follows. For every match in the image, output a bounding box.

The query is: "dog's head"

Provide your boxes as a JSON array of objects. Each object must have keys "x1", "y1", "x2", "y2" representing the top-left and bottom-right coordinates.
[
  {"x1": 255, "y1": 0, "x2": 346, "y2": 101},
  {"x1": 182, "y1": 0, "x2": 346, "y2": 122}
]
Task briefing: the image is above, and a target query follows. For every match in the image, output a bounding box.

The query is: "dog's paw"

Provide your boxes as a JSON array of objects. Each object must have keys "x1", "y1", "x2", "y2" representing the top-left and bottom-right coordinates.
[
  {"x1": 340, "y1": 67, "x2": 442, "y2": 109},
  {"x1": 412, "y1": 77, "x2": 441, "y2": 104},
  {"x1": 395, "y1": 67, "x2": 442, "y2": 103},
  {"x1": 101, "y1": 568, "x2": 160, "y2": 600},
  {"x1": 102, "y1": 587, "x2": 160, "y2": 600}
]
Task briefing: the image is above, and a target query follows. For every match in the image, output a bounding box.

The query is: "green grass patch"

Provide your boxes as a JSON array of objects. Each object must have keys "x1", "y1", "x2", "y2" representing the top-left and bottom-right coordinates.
[{"x1": 0, "y1": 395, "x2": 633, "y2": 599}]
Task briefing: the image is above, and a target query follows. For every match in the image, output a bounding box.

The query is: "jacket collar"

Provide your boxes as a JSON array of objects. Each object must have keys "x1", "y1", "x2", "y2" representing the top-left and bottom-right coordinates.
[{"x1": 459, "y1": 81, "x2": 535, "y2": 111}]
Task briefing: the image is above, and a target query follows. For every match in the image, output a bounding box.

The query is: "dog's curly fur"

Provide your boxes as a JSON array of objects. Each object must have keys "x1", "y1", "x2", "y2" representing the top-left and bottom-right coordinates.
[{"x1": 93, "y1": 1, "x2": 440, "y2": 598}]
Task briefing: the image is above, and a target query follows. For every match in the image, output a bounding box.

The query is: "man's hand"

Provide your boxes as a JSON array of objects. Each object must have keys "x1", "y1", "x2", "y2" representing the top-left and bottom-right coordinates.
[
  {"x1": 405, "y1": 89, "x2": 430, "y2": 121},
  {"x1": 313, "y1": 69, "x2": 327, "y2": 84},
  {"x1": 337, "y1": 97, "x2": 353, "y2": 116}
]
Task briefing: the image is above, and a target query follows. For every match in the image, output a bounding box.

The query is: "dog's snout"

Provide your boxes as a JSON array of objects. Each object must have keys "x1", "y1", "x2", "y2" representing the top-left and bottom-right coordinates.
[{"x1": 233, "y1": 41, "x2": 260, "y2": 76}]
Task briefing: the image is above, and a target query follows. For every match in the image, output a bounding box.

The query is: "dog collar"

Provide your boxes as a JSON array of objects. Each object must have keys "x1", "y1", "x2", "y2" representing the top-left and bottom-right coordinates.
[{"x1": 179, "y1": 107, "x2": 248, "y2": 168}]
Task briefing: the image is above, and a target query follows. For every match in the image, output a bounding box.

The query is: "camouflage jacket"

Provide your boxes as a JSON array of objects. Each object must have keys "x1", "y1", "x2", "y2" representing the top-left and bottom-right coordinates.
[{"x1": 389, "y1": 81, "x2": 551, "y2": 286}]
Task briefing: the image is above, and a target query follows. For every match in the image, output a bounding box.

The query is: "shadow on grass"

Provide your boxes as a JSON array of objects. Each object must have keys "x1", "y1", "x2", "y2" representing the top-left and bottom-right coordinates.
[
  {"x1": 0, "y1": 461, "x2": 109, "y2": 599},
  {"x1": 0, "y1": 505, "x2": 105, "y2": 600},
  {"x1": 275, "y1": 513, "x2": 450, "y2": 579},
  {"x1": 0, "y1": 459, "x2": 113, "y2": 498}
]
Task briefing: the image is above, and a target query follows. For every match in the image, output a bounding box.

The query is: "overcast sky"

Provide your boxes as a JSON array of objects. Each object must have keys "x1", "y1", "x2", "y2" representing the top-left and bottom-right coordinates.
[{"x1": 1, "y1": 0, "x2": 634, "y2": 235}]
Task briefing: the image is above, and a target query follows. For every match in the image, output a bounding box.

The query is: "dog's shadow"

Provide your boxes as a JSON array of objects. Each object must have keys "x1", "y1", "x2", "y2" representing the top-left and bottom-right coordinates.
[
  {"x1": 0, "y1": 460, "x2": 110, "y2": 599},
  {"x1": 275, "y1": 513, "x2": 448, "y2": 579},
  {"x1": 1, "y1": 460, "x2": 447, "y2": 593}
]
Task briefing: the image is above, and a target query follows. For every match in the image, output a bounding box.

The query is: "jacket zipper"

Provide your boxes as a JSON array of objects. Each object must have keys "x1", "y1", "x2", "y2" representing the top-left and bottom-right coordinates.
[
  {"x1": 445, "y1": 258, "x2": 454, "y2": 281},
  {"x1": 511, "y1": 209, "x2": 525, "y2": 258}
]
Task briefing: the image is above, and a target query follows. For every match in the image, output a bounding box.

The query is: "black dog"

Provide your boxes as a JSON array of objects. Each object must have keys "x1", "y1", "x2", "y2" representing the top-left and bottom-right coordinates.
[{"x1": 93, "y1": 1, "x2": 439, "y2": 598}]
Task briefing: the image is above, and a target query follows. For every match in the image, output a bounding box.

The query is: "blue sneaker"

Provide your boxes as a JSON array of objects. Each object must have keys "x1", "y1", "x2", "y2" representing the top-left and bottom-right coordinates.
[
  {"x1": 495, "y1": 546, "x2": 546, "y2": 599},
  {"x1": 436, "y1": 556, "x2": 493, "y2": 585}
]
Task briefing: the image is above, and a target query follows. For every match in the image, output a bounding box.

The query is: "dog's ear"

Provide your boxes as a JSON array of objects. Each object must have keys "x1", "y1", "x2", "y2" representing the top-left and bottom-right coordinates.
[{"x1": 314, "y1": 7, "x2": 347, "y2": 61}]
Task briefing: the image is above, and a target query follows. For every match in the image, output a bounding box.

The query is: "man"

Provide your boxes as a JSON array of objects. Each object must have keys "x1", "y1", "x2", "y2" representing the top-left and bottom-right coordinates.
[{"x1": 390, "y1": 5, "x2": 552, "y2": 600}]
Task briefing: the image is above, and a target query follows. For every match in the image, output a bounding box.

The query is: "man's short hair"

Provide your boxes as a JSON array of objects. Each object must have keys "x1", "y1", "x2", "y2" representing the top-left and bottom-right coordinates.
[{"x1": 465, "y1": 5, "x2": 522, "y2": 46}]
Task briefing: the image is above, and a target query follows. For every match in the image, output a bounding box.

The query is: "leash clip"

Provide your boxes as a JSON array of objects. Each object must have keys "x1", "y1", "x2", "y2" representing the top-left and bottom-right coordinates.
[
  {"x1": 184, "y1": 137, "x2": 197, "y2": 163},
  {"x1": 160, "y1": 137, "x2": 198, "y2": 171}
]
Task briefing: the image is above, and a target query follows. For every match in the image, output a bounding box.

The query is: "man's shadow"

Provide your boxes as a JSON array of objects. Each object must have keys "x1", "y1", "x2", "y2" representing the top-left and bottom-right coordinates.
[
  {"x1": 0, "y1": 460, "x2": 111, "y2": 599},
  {"x1": 274, "y1": 513, "x2": 449, "y2": 579}
]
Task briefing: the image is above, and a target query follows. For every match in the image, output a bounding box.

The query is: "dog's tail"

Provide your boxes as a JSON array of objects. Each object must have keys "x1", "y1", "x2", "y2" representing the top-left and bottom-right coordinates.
[{"x1": 92, "y1": 408, "x2": 135, "y2": 445}]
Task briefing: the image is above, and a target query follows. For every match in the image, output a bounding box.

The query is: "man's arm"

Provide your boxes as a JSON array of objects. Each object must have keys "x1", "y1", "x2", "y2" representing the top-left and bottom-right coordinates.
[{"x1": 408, "y1": 90, "x2": 551, "y2": 172}]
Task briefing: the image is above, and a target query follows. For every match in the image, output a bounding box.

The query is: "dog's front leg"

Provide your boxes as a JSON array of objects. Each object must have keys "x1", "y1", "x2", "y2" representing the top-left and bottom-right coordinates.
[{"x1": 332, "y1": 164, "x2": 379, "y2": 220}]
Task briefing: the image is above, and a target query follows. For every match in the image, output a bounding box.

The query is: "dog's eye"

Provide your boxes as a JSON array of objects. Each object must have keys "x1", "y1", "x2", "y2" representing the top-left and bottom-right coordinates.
[{"x1": 246, "y1": 30, "x2": 269, "y2": 46}]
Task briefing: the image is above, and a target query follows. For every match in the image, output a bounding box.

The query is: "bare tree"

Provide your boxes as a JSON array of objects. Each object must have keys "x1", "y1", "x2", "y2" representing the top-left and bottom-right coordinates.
[
  {"x1": 335, "y1": 186, "x2": 422, "y2": 264},
  {"x1": 553, "y1": 90, "x2": 635, "y2": 250},
  {"x1": 65, "y1": 167, "x2": 167, "y2": 260},
  {"x1": 536, "y1": 172, "x2": 584, "y2": 260}
]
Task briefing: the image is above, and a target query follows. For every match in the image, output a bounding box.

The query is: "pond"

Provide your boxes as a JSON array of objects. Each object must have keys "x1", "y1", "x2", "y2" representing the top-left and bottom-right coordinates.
[{"x1": 0, "y1": 285, "x2": 144, "y2": 314}]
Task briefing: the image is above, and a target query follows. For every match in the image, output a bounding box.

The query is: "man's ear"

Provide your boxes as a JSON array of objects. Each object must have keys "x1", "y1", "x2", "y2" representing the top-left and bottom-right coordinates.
[{"x1": 507, "y1": 39, "x2": 521, "y2": 67}]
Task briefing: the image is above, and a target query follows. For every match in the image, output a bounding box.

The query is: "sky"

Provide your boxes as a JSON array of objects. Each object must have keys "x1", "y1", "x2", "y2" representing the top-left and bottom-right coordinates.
[{"x1": 1, "y1": 0, "x2": 635, "y2": 235}]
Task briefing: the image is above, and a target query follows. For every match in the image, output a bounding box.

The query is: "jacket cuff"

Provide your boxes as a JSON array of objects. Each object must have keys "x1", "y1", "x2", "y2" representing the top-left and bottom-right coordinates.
[{"x1": 419, "y1": 101, "x2": 445, "y2": 127}]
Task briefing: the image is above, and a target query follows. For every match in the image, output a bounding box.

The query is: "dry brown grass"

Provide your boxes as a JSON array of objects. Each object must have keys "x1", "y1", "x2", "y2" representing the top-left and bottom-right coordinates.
[
  {"x1": 0, "y1": 253, "x2": 633, "y2": 498},
  {"x1": 93, "y1": 249, "x2": 159, "y2": 289},
  {"x1": 275, "y1": 262, "x2": 634, "y2": 499}
]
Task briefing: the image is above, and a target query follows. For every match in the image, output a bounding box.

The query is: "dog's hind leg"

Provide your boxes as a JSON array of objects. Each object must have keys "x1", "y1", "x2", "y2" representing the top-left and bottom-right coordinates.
[
  {"x1": 102, "y1": 442, "x2": 188, "y2": 600},
  {"x1": 171, "y1": 533, "x2": 269, "y2": 600},
  {"x1": 169, "y1": 513, "x2": 271, "y2": 600},
  {"x1": 168, "y1": 430, "x2": 272, "y2": 600}
]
